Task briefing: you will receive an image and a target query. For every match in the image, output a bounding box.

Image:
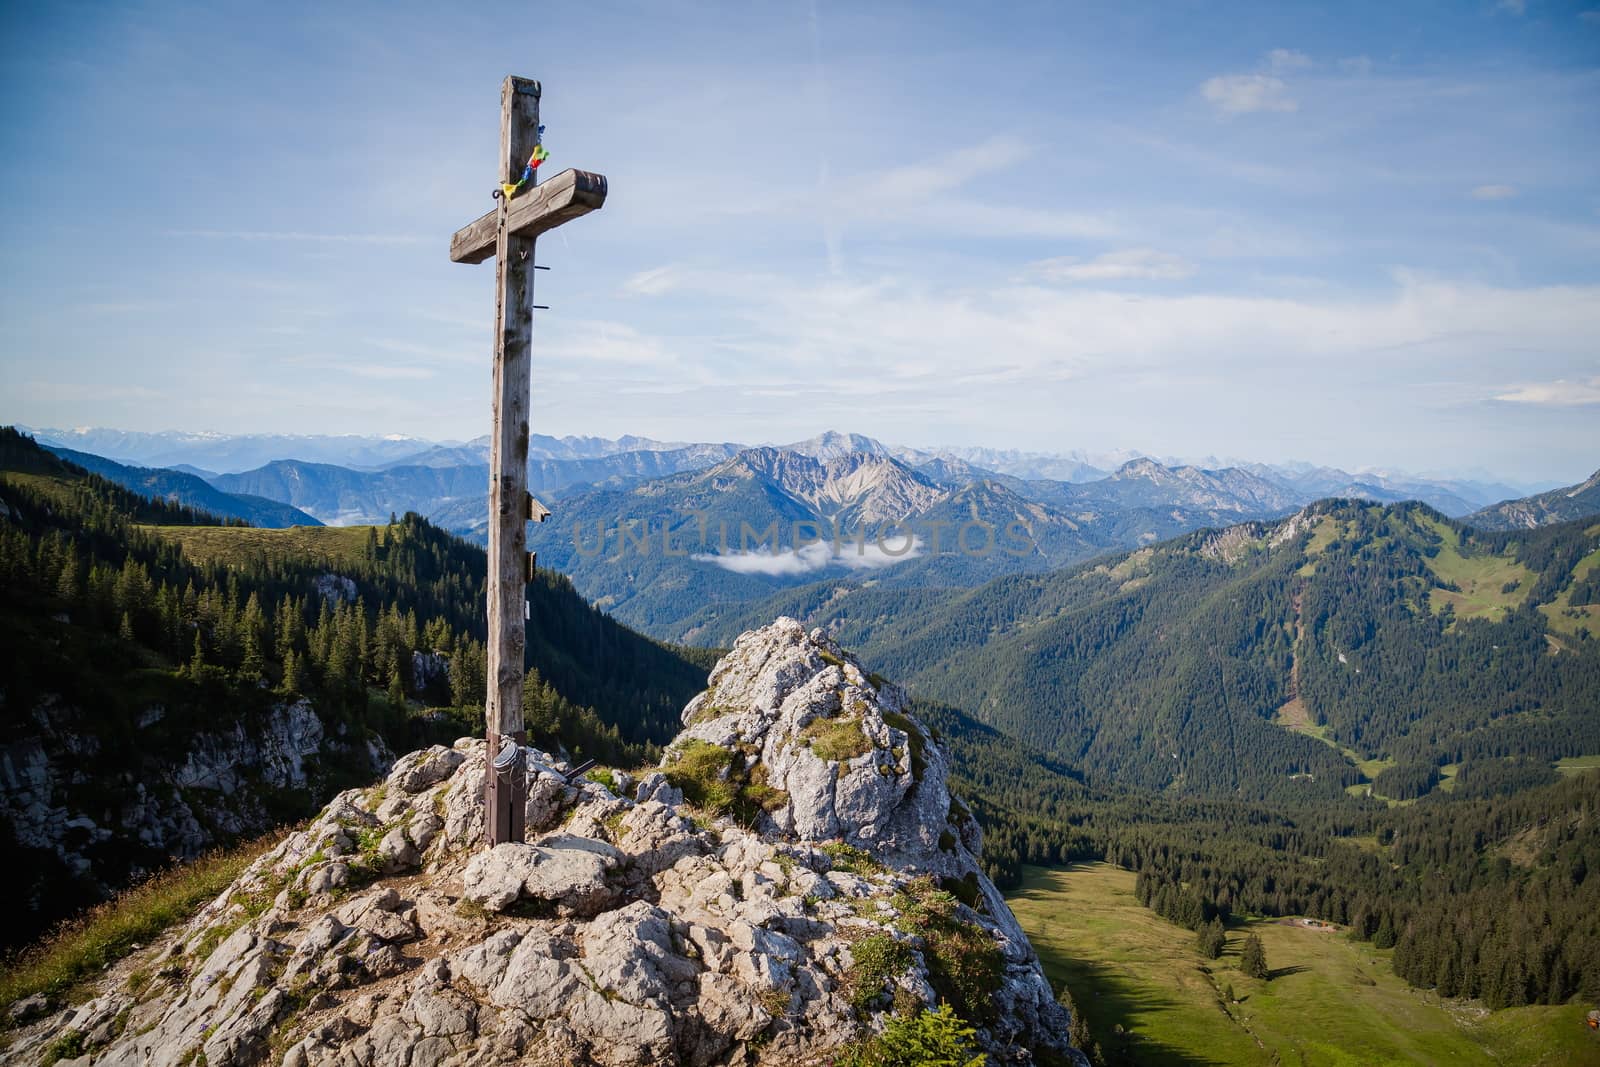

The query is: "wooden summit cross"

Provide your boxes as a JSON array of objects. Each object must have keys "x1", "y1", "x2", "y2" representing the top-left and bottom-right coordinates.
[{"x1": 449, "y1": 76, "x2": 607, "y2": 847}]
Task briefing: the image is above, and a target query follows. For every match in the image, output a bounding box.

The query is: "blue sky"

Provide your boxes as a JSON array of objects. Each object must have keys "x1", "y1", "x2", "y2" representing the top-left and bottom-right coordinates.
[{"x1": 1, "y1": 1, "x2": 1596, "y2": 483}]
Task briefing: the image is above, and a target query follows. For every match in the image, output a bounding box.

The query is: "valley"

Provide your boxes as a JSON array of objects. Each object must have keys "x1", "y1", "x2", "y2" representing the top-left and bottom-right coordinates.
[{"x1": 1009, "y1": 863, "x2": 1600, "y2": 1067}]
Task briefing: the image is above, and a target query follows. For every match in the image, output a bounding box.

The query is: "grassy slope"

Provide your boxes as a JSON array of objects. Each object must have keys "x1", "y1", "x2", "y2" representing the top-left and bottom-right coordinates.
[
  {"x1": 1557, "y1": 755, "x2": 1600, "y2": 777},
  {"x1": 140, "y1": 523, "x2": 374, "y2": 565},
  {"x1": 1540, "y1": 544, "x2": 1600, "y2": 638},
  {"x1": 1418, "y1": 515, "x2": 1533, "y2": 623},
  {"x1": 1008, "y1": 863, "x2": 1600, "y2": 1067},
  {"x1": 0, "y1": 829, "x2": 289, "y2": 1010}
]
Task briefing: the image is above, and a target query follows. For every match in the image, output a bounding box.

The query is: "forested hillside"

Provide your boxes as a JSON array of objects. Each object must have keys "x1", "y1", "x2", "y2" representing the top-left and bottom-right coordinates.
[
  {"x1": 916, "y1": 697, "x2": 1600, "y2": 1010},
  {"x1": 706, "y1": 500, "x2": 1600, "y2": 804},
  {"x1": 0, "y1": 428, "x2": 708, "y2": 944}
]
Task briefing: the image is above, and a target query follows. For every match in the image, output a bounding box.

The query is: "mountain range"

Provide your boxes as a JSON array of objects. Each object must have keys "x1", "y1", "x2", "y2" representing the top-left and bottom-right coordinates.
[
  {"x1": 521, "y1": 446, "x2": 1335, "y2": 636},
  {"x1": 42, "y1": 445, "x2": 322, "y2": 528},
  {"x1": 1467, "y1": 467, "x2": 1600, "y2": 530},
  {"x1": 18, "y1": 426, "x2": 1597, "y2": 644},
  {"x1": 681, "y1": 498, "x2": 1600, "y2": 803},
  {"x1": 24, "y1": 425, "x2": 1533, "y2": 511},
  {"x1": 201, "y1": 444, "x2": 743, "y2": 533},
  {"x1": 21, "y1": 426, "x2": 729, "y2": 475}
]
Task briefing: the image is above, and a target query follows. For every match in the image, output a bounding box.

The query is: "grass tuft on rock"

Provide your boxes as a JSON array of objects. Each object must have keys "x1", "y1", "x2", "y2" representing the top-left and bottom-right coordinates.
[
  {"x1": 893, "y1": 876, "x2": 1005, "y2": 1026},
  {"x1": 801, "y1": 715, "x2": 872, "y2": 762},
  {"x1": 822, "y1": 840, "x2": 884, "y2": 876},
  {"x1": 661, "y1": 739, "x2": 790, "y2": 825},
  {"x1": 663, "y1": 739, "x2": 741, "y2": 812},
  {"x1": 842, "y1": 929, "x2": 913, "y2": 1012},
  {"x1": 41, "y1": 1030, "x2": 87, "y2": 1067}
]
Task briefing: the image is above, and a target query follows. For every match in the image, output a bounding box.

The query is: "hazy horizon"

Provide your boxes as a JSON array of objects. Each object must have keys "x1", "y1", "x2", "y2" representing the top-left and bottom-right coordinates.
[{"x1": 16, "y1": 420, "x2": 1581, "y2": 492}]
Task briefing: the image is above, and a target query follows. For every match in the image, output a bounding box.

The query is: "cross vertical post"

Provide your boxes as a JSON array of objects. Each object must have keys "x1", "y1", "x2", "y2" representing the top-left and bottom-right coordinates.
[
  {"x1": 449, "y1": 76, "x2": 607, "y2": 849},
  {"x1": 482, "y1": 75, "x2": 539, "y2": 846}
]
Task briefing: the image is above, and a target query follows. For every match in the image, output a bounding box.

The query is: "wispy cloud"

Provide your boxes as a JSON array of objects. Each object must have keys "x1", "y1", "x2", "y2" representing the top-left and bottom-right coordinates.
[
  {"x1": 1202, "y1": 49, "x2": 1313, "y2": 114},
  {"x1": 167, "y1": 230, "x2": 426, "y2": 245},
  {"x1": 722, "y1": 136, "x2": 1120, "y2": 242},
  {"x1": 1033, "y1": 249, "x2": 1195, "y2": 283},
  {"x1": 851, "y1": 135, "x2": 1035, "y2": 202},
  {"x1": 620, "y1": 265, "x2": 683, "y2": 297},
  {"x1": 547, "y1": 319, "x2": 681, "y2": 366},
  {"x1": 1268, "y1": 49, "x2": 1313, "y2": 73},
  {"x1": 1493, "y1": 377, "x2": 1600, "y2": 406},
  {"x1": 279, "y1": 350, "x2": 441, "y2": 381},
  {"x1": 1201, "y1": 73, "x2": 1297, "y2": 114},
  {"x1": 77, "y1": 301, "x2": 174, "y2": 315},
  {"x1": 1470, "y1": 184, "x2": 1518, "y2": 200},
  {"x1": 322, "y1": 362, "x2": 436, "y2": 381}
]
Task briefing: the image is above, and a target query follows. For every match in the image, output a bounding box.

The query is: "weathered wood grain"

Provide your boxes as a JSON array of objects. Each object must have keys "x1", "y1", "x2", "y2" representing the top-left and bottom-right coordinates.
[
  {"x1": 481, "y1": 74, "x2": 540, "y2": 845},
  {"x1": 449, "y1": 168, "x2": 609, "y2": 264}
]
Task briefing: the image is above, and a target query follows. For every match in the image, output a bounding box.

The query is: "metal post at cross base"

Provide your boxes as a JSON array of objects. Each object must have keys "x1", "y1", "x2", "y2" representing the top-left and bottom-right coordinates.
[{"x1": 449, "y1": 76, "x2": 608, "y2": 847}]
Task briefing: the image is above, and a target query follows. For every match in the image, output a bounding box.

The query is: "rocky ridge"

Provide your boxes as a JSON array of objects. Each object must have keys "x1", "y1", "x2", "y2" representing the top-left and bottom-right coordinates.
[
  {"x1": 5, "y1": 620, "x2": 1080, "y2": 1066},
  {"x1": 1467, "y1": 467, "x2": 1600, "y2": 531}
]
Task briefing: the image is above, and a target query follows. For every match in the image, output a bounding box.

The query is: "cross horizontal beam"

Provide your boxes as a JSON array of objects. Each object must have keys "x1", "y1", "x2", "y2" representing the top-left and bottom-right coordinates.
[{"x1": 449, "y1": 168, "x2": 609, "y2": 265}]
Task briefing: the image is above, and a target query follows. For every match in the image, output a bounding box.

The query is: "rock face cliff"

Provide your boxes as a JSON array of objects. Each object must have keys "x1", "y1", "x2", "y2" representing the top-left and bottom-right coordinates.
[
  {"x1": 6, "y1": 620, "x2": 1080, "y2": 1066},
  {"x1": 0, "y1": 695, "x2": 392, "y2": 933}
]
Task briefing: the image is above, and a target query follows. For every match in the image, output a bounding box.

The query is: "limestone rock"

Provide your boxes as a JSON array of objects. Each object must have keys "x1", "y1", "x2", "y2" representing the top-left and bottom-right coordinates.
[
  {"x1": 386, "y1": 744, "x2": 466, "y2": 794},
  {"x1": 2, "y1": 619, "x2": 1084, "y2": 1067},
  {"x1": 461, "y1": 837, "x2": 621, "y2": 917}
]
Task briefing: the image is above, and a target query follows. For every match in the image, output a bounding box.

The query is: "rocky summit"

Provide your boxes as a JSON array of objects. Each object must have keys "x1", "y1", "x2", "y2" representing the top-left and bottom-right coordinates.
[{"x1": 6, "y1": 619, "x2": 1081, "y2": 1066}]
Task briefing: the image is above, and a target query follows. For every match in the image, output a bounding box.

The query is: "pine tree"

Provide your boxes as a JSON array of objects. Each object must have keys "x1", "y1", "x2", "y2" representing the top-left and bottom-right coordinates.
[
  {"x1": 1374, "y1": 911, "x2": 1396, "y2": 949},
  {"x1": 1058, "y1": 985, "x2": 1098, "y2": 1066},
  {"x1": 55, "y1": 549, "x2": 80, "y2": 604},
  {"x1": 1196, "y1": 918, "x2": 1226, "y2": 959},
  {"x1": 282, "y1": 649, "x2": 308, "y2": 696},
  {"x1": 240, "y1": 593, "x2": 267, "y2": 680},
  {"x1": 1240, "y1": 933, "x2": 1269, "y2": 980}
]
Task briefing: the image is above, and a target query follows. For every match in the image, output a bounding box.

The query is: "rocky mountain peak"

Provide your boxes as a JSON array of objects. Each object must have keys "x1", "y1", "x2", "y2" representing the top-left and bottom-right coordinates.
[
  {"x1": 781, "y1": 431, "x2": 891, "y2": 462},
  {"x1": 10, "y1": 620, "x2": 1080, "y2": 1067},
  {"x1": 712, "y1": 448, "x2": 944, "y2": 527},
  {"x1": 1112, "y1": 456, "x2": 1167, "y2": 480}
]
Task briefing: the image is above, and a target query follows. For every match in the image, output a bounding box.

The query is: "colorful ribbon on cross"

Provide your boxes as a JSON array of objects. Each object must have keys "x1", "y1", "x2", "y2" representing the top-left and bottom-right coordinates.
[{"x1": 500, "y1": 128, "x2": 550, "y2": 200}]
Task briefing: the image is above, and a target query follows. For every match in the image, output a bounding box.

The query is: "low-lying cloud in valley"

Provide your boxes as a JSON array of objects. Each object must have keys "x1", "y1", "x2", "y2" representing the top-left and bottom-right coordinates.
[{"x1": 693, "y1": 537, "x2": 924, "y2": 577}]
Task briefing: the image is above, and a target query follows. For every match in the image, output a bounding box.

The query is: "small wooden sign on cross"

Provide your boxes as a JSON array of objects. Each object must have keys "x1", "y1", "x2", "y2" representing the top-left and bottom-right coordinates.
[{"x1": 449, "y1": 76, "x2": 607, "y2": 847}]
